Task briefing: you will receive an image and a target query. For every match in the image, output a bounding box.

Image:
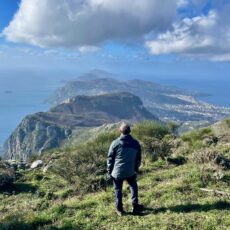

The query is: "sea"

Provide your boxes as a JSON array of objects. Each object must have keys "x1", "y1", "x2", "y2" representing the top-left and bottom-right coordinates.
[
  {"x1": 151, "y1": 77, "x2": 230, "y2": 108},
  {"x1": 0, "y1": 70, "x2": 230, "y2": 153},
  {"x1": 0, "y1": 70, "x2": 76, "y2": 153}
]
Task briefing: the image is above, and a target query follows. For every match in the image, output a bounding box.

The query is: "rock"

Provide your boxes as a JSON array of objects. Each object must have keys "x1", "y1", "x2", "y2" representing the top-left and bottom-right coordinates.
[
  {"x1": 31, "y1": 160, "x2": 43, "y2": 169},
  {"x1": 43, "y1": 160, "x2": 54, "y2": 173}
]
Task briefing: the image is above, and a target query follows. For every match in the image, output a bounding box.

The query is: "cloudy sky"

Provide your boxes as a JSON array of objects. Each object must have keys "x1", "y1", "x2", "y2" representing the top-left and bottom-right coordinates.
[{"x1": 0, "y1": 0, "x2": 230, "y2": 78}]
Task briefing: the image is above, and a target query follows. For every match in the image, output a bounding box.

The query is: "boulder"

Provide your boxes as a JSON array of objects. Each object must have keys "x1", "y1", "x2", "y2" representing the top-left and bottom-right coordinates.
[{"x1": 31, "y1": 160, "x2": 43, "y2": 169}]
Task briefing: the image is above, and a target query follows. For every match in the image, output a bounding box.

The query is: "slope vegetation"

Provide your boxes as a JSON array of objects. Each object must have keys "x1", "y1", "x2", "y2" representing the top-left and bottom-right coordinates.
[{"x1": 0, "y1": 120, "x2": 230, "y2": 229}]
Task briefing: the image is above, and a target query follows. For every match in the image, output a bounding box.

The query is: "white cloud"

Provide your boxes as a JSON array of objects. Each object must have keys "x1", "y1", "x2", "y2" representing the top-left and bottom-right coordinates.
[
  {"x1": 146, "y1": 7, "x2": 230, "y2": 61},
  {"x1": 78, "y1": 46, "x2": 100, "y2": 53},
  {"x1": 210, "y1": 54, "x2": 230, "y2": 62},
  {"x1": 3, "y1": 0, "x2": 178, "y2": 48},
  {"x1": 177, "y1": 0, "x2": 188, "y2": 8},
  {"x1": 4, "y1": 0, "x2": 230, "y2": 62}
]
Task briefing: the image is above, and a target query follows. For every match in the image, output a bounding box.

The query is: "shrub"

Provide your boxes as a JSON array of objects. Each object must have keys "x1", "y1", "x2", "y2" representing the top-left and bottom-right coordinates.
[
  {"x1": 181, "y1": 127, "x2": 213, "y2": 151},
  {"x1": 192, "y1": 149, "x2": 219, "y2": 164},
  {"x1": 192, "y1": 148, "x2": 230, "y2": 186},
  {"x1": 51, "y1": 131, "x2": 116, "y2": 193},
  {"x1": 0, "y1": 165, "x2": 15, "y2": 189},
  {"x1": 200, "y1": 164, "x2": 225, "y2": 186},
  {"x1": 192, "y1": 148, "x2": 230, "y2": 169},
  {"x1": 48, "y1": 122, "x2": 173, "y2": 193},
  {"x1": 166, "y1": 121, "x2": 179, "y2": 134},
  {"x1": 225, "y1": 118, "x2": 230, "y2": 127},
  {"x1": 132, "y1": 121, "x2": 170, "y2": 141},
  {"x1": 142, "y1": 136, "x2": 173, "y2": 161}
]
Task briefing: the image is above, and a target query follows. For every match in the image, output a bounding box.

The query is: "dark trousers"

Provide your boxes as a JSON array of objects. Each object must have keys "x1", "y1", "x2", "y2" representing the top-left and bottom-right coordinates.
[{"x1": 113, "y1": 174, "x2": 138, "y2": 211}]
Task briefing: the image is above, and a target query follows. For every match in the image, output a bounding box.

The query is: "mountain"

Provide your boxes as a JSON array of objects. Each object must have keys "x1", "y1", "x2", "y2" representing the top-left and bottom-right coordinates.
[
  {"x1": 4, "y1": 92, "x2": 157, "y2": 160},
  {"x1": 48, "y1": 70, "x2": 230, "y2": 127}
]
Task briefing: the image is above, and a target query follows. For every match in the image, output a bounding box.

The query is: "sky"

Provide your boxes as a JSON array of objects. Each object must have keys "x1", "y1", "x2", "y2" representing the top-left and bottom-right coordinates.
[
  {"x1": 0, "y1": 0, "x2": 230, "y2": 148},
  {"x1": 0, "y1": 0, "x2": 230, "y2": 79}
]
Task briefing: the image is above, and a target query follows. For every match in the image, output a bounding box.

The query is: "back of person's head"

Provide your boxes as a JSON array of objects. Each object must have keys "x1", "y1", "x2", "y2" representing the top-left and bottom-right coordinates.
[{"x1": 119, "y1": 123, "x2": 131, "y2": 135}]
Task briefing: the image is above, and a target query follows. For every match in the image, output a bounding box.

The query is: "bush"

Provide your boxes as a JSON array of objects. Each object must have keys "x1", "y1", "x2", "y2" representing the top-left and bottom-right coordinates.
[
  {"x1": 0, "y1": 165, "x2": 15, "y2": 189},
  {"x1": 166, "y1": 121, "x2": 179, "y2": 134},
  {"x1": 142, "y1": 136, "x2": 173, "y2": 161},
  {"x1": 132, "y1": 121, "x2": 170, "y2": 141},
  {"x1": 181, "y1": 127, "x2": 213, "y2": 151},
  {"x1": 192, "y1": 148, "x2": 230, "y2": 169},
  {"x1": 47, "y1": 122, "x2": 173, "y2": 193},
  {"x1": 192, "y1": 149, "x2": 219, "y2": 164},
  {"x1": 192, "y1": 148, "x2": 230, "y2": 186},
  {"x1": 225, "y1": 118, "x2": 230, "y2": 127},
  {"x1": 200, "y1": 164, "x2": 225, "y2": 186},
  {"x1": 51, "y1": 131, "x2": 116, "y2": 193}
]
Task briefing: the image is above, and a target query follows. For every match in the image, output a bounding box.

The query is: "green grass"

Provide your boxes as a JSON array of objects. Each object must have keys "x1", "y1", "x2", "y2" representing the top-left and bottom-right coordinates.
[
  {"x1": 0, "y1": 121, "x2": 230, "y2": 229},
  {"x1": 225, "y1": 119, "x2": 230, "y2": 128},
  {"x1": 0, "y1": 160, "x2": 229, "y2": 230},
  {"x1": 181, "y1": 127, "x2": 213, "y2": 152}
]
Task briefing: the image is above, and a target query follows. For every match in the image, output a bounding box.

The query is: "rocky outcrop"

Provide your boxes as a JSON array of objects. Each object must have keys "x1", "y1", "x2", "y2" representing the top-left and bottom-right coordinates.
[
  {"x1": 31, "y1": 160, "x2": 44, "y2": 169},
  {"x1": 4, "y1": 117, "x2": 71, "y2": 161},
  {"x1": 4, "y1": 92, "x2": 157, "y2": 160}
]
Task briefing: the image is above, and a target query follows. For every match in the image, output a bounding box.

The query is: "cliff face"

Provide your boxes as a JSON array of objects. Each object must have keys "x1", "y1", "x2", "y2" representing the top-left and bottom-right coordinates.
[
  {"x1": 4, "y1": 115, "x2": 71, "y2": 161},
  {"x1": 4, "y1": 92, "x2": 156, "y2": 160}
]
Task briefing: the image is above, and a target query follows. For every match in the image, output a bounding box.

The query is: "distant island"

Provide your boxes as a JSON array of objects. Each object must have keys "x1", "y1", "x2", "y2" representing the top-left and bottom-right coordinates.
[
  {"x1": 48, "y1": 70, "x2": 230, "y2": 127},
  {"x1": 4, "y1": 90, "x2": 13, "y2": 94}
]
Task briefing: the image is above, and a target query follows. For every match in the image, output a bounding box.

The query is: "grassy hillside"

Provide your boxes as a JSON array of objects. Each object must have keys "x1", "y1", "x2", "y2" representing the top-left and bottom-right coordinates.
[{"x1": 0, "y1": 120, "x2": 230, "y2": 230}]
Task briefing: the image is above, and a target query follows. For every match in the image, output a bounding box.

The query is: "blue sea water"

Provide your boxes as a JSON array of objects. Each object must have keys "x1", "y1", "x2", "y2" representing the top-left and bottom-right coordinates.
[
  {"x1": 152, "y1": 77, "x2": 230, "y2": 108},
  {"x1": 0, "y1": 71, "x2": 229, "y2": 152},
  {"x1": 0, "y1": 90, "x2": 48, "y2": 146},
  {"x1": 0, "y1": 70, "x2": 76, "y2": 151}
]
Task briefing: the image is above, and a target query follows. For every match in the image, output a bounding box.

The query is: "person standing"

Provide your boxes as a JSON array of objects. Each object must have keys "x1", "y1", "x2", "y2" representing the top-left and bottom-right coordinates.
[{"x1": 107, "y1": 123, "x2": 143, "y2": 216}]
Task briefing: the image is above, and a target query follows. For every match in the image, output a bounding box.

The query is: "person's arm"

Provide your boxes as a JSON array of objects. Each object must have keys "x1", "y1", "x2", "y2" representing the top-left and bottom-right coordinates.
[
  {"x1": 135, "y1": 143, "x2": 142, "y2": 173},
  {"x1": 107, "y1": 141, "x2": 116, "y2": 174}
]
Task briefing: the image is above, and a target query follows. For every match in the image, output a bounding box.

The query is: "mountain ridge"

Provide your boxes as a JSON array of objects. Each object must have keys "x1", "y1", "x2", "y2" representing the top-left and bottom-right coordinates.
[
  {"x1": 48, "y1": 70, "x2": 230, "y2": 127},
  {"x1": 4, "y1": 92, "x2": 157, "y2": 160}
]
